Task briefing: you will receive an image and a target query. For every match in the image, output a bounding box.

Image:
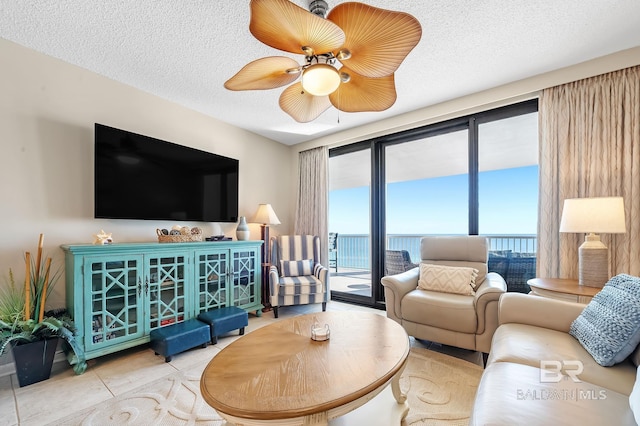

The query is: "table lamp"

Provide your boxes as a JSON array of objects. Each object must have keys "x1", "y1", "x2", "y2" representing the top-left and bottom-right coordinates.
[
  {"x1": 251, "y1": 204, "x2": 281, "y2": 309},
  {"x1": 559, "y1": 196, "x2": 626, "y2": 287}
]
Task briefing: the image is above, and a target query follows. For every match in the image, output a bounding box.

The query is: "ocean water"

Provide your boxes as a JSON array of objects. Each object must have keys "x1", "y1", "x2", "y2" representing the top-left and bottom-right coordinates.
[{"x1": 333, "y1": 234, "x2": 537, "y2": 269}]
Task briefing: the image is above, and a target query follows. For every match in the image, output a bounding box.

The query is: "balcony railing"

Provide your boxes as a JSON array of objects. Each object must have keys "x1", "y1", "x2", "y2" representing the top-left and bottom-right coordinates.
[
  {"x1": 332, "y1": 234, "x2": 537, "y2": 293},
  {"x1": 334, "y1": 234, "x2": 536, "y2": 269}
]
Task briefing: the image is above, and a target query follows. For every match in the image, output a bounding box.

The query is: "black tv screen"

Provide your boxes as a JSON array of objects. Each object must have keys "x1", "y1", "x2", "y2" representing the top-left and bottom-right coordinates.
[{"x1": 94, "y1": 123, "x2": 239, "y2": 222}]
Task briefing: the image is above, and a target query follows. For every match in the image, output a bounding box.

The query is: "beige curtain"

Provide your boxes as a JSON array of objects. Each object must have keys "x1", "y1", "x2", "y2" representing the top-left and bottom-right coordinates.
[
  {"x1": 538, "y1": 65, "x2": 640, "y2": 279},
  {"x1": 295, "y1": 146, "x2": 329, "y2": 266}
]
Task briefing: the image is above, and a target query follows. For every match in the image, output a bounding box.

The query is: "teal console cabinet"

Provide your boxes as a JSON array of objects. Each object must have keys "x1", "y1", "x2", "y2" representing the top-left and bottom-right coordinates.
[{"x1": 62, "y1": 241, "x2": 263, "y2": 361}]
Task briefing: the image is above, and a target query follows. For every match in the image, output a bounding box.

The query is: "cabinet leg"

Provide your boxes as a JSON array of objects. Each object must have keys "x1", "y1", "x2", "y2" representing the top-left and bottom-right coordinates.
[{"x1": 273, "y1": 306, "x2": 279, "y2": 318}]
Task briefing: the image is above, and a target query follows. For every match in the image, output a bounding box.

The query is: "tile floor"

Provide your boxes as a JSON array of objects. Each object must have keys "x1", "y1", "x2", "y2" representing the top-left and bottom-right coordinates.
[{"x1": 0, "y1": 301, "x2": 482, "y2": 425}]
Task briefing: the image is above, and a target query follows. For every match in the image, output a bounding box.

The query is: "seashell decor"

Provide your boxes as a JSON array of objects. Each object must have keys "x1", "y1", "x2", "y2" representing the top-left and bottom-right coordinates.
[{"x1": 94, "y1": 230, "x2": 113, "y2": 245}]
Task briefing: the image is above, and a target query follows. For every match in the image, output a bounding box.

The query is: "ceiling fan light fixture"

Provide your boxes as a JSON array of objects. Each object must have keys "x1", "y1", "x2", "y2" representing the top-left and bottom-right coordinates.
[
  {"x1": 336, "y1": 49, "x2": 351, "y2": 61},
  {"x1": 230, "y1": 0, "x2": 422, "y2": 122},
  {"x1": 301, "y1": 63, "x2": 341, "y2": 96},
  {"x1": 309, "y1": 0, "x2": 329, "y2": 18}
]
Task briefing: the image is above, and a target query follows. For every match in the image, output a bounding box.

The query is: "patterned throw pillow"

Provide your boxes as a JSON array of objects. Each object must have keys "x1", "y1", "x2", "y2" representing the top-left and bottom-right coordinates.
[
  {"x1": 280, "y1": 259, "x2": 314, "y2": 277},
  {"x1": 569, "y1": 274, "x2": 640, "y2": 367},
  {"x1": 417, "y1": 263, "x2": 479, "y2": 296}
]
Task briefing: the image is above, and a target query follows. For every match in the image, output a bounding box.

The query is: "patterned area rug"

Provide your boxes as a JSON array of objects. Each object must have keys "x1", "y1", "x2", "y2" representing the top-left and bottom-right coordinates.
[
  {"x1": 50, "y1": 368, "x2": 223, "y2": 426},
  {"x1": 51, "y1": 347, "x2": 482, "y2": 426},
  {"x1": 400, "y1": 348, "x2": 483, "y2": 426}
]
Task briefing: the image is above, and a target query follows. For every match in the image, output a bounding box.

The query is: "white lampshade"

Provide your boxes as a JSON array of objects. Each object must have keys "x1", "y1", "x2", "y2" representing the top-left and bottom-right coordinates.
[
  {"x1": 301, "y1": 64, "x2": 340, "y2": 96},
  {"x1": 560, "y1": 196, "x2": 626, "y2": 287},
  {"x1": 251, "y1": 204, "x2": 281, "y2": 225},
  {"x1": 559, "y1": 197, "x2": 626, "y2": 234}
]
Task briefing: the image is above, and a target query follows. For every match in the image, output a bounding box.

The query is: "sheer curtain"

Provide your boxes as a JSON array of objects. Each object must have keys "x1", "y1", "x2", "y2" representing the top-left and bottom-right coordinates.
[
  {"x1": 295, "y1": 146, "x2": 329, "y2": 266},
  {"x1": 538, "y1": 65, "x2": 640, "y2": 279}
]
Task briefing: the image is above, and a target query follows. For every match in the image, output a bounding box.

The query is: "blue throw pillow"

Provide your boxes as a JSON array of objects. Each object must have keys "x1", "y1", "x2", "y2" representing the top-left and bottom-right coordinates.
[{"x1": 570, "y1": 274, "x2": 640, "y2": 366}]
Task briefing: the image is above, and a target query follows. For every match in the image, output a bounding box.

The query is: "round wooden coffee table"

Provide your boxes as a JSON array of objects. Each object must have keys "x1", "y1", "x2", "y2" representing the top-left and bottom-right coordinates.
[{"x1": 200, "y1": 311, "x2": 410, "y2": 425}]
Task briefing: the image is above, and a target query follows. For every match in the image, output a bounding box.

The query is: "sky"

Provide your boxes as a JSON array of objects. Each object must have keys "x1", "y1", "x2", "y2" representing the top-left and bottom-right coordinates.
[{"x1": 329, "y1": 165, "x2": 539, "y2": 236}]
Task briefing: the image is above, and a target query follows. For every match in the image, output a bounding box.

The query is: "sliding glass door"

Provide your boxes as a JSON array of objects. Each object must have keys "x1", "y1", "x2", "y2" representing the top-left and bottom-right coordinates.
[
  {"x1": 385, "y1": 129, "x2": 469, "y2": 271},
  {"x1": 328, "y1": 146, "x2": 374, "y2": 303},
  {"x1": 328, "y1": 100, "x2": 539, "y2": 309},
  {"x1": 478, "y1": 110, "x2": 539, "y2": 292}
]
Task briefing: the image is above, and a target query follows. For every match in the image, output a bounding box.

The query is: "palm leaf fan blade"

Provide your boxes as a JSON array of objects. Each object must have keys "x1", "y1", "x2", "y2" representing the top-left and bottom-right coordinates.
[
  {"x1": 250, "y1": 0, "x2": 345, "y2": 55},
  {"x1": 225, "y1": 57, "x2": 301, "y2": 91},
  {"x1": 329, "y1": 69, "x2": 396, "y2": 112},
  {"x1": 327, "y1": 2, "x2": 422, "y2": 78},
  {"x1": 279, "y1": 82, "x2": 332, "y2": 122}
]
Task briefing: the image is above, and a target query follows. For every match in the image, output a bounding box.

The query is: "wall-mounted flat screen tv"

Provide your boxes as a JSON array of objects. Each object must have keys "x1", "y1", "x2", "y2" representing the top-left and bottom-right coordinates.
[{"x1": 94, "y1": 123, "x2": 239, "y2": 222}]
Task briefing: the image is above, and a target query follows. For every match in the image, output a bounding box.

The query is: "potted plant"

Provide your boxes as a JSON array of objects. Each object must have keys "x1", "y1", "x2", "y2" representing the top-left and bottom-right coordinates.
[{"x1": 0, "y1": 234, "x2": 86, "y2": 387}]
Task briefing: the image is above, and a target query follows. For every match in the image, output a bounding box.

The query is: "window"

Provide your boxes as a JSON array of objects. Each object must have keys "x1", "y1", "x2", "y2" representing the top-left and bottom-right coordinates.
[
  {"x1": 478, "y1": 112, "x2": 538, "y2": 237},
  {"x1": 329, "y1": 99, "x2": 538, "y2": 308},
  {"x1": 329, "y1": 146, "x2": 373, "y2": 301}
]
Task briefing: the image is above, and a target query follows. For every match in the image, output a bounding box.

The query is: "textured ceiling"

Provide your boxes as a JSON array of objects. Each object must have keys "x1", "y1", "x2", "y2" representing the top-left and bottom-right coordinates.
[{"x1": 1, "y1": 1, "x2": 640, "y2": 145}]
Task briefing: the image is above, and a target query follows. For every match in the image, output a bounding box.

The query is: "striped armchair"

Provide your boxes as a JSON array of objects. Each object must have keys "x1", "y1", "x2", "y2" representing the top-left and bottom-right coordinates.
[{"x1": 269, "y1": 235, "x2": 329, "y2": 318}]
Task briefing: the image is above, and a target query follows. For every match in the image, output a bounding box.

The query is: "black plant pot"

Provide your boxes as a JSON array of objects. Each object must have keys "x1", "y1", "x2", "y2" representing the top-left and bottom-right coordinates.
[{"x1": 11, "y1": 337, "x2": 59, "y2": 387}]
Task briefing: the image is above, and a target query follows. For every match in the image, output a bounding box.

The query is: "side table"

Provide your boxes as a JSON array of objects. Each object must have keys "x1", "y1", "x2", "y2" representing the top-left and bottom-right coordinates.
[{"x1": 527, "y1": 278, "x2": 601, "y2": 304}]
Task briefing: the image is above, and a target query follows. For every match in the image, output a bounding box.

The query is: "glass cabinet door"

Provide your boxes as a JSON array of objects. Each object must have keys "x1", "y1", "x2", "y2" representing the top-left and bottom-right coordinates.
[
  {"x1": 194, "y1": 249, "x2": 229, "y2": 313},
  {"x1": 146, "y1": 252, "x2": 189, "y2": 331},
  {"x1": 84, "y1": 255, "x2": 145, "y2": 351},
  {"x1": 230, "y1": 248, "x2": 259, "y2": 308}
]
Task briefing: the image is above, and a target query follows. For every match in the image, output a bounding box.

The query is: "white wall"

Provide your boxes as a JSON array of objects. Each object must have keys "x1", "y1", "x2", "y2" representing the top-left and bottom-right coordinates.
[{"x1": 0, "y1": 38, "x2": 292, "y2": 309}]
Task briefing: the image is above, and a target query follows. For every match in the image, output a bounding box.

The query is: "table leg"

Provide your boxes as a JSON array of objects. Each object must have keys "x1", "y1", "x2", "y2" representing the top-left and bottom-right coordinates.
[
  {"x1": 391, "y1": 357, "x2": 409, "y2": 404},
  {"x1": 391, "y1": 358, "x2": 409, "y2": 424}
]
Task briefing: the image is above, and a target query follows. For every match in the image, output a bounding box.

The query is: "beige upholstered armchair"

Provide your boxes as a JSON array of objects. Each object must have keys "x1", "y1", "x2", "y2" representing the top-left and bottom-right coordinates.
[
  {"x1": 269, "y1": 235, "x2": 329, "y2": 318},
  {"x1": 381, "y1": 236, "x2": 507, "y2": 354}
]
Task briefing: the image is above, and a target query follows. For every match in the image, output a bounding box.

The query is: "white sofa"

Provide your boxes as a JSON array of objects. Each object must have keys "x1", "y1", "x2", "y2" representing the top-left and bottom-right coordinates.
[{"x1": 471, "y1": 293, "x2": 638, "y2": 425}]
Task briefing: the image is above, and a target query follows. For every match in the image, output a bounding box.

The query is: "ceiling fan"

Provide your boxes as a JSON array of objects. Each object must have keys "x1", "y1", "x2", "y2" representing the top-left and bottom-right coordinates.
[{"x1": 224, "y1": 0, "x2": 422, "y2": 123}]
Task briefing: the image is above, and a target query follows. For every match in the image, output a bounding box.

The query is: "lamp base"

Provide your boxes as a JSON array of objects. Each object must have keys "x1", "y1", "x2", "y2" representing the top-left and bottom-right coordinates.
[
  {"x1": 260, "y1": 224, "x2": 272, "y2": 311},
  {"x1": 578, "y1": 234, "x2": 609, "y2": 288}
]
